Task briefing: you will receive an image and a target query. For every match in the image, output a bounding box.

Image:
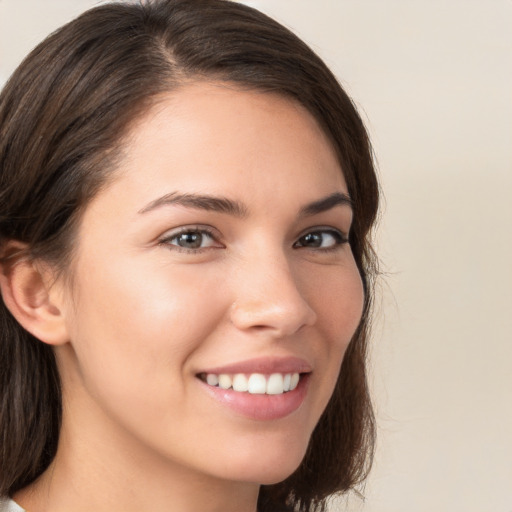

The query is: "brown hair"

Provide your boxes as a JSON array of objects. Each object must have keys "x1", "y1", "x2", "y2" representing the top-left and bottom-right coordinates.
[{"x1": 0, "y1": 1, "x2": 379, "y2": 510}]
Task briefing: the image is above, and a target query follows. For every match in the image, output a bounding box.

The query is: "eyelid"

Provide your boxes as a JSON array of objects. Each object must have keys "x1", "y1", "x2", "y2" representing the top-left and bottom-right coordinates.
[
  {"x1": 296, "y1": 225, "x2": 349, "y2": 240},
  {"x1": 156, "y1": 224, "x2": 349, "y2": 253},
  {"x1": 293, "y1": 226, "x2": 349, "y2": 249},
  {"x1": 158, "y1": 225, "x2": 224, "y2": 251}
]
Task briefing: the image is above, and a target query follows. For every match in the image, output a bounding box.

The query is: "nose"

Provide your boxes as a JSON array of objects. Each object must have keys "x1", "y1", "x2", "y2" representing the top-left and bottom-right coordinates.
[{"x1": 228, "y1": 253, "x2": 317, "y2": 338}]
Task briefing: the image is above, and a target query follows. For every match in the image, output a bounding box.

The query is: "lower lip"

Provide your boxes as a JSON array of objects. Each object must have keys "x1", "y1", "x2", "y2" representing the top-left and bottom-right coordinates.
[{"x1": 199, "y1": 374, "x2": 310, "y2": 421}]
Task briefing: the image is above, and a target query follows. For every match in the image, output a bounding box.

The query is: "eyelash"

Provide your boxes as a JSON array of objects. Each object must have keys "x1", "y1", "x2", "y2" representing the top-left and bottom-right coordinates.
[
  {"x1": 158, "y1": 226, "x2": 220, "y2": 253},
  {"x1": 158, "y1": 226, "x2": 349, "y2": 253},
  {"x1": 293, "y1": 228, "x2": 349, "y2": 252}
]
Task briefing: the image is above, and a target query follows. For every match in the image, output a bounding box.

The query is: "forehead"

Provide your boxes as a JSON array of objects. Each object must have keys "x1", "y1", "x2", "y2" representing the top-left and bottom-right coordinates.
[{"x1": 92, "y1": 82, "x2": 347, "y2": 217}]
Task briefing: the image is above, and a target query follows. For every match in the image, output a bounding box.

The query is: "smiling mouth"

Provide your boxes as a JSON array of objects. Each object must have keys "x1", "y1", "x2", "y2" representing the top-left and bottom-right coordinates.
[{"x1": 198, "y1": 372, "x2": 303, "y2": 395}]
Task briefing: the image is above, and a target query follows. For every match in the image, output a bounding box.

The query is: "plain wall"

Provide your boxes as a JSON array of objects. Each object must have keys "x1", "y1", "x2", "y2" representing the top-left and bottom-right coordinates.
[{"x1": 1, "y1": 1, "x2": 511, "y2": 511}]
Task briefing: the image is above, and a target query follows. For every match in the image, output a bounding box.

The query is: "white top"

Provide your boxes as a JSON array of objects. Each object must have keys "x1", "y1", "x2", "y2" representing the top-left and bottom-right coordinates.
[{"x1": 0, "y1": 498, "x2": 25, "y2": 512}]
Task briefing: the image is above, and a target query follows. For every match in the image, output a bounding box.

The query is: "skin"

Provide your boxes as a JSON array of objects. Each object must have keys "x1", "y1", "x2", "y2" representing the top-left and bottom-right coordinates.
[{"x1": 14, "y1": 82, "x2": 364, "y2": 512}]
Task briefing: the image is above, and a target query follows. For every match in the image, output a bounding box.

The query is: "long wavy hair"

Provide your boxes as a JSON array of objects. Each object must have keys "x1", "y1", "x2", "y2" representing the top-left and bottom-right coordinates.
[{"x1": 0, "y1": 1, "x2": 379, "y2": 510}]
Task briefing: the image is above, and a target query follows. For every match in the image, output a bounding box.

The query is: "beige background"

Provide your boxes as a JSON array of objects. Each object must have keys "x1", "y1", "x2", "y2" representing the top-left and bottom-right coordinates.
[{"x1": 1, "y1": 1, "x2": 511, "y2": 511}]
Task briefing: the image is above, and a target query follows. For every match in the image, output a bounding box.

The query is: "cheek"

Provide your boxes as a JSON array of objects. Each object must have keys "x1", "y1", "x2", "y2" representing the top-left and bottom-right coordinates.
[
  {"x1": 324, "y1": 278, "x2": 364, "y2": 351},
  {"x1": 309, "y1": 261, "x2": 364, "y2": 351},
  {"x1": 63, "y1": 256, "x2": 230, "y2": 396},
  {"x1": 299, "y1": 257, "x2": 365, "y2": 412}
]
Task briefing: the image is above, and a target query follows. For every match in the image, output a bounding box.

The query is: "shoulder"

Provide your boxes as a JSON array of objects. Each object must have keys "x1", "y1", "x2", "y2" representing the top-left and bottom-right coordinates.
[{"x1": 0, "y1": 497, "x2": 25, "y2": 512}]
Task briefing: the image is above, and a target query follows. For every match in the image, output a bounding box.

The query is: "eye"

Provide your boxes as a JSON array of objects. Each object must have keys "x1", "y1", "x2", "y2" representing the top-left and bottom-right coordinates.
[
  {"x1": 159, "y1": 227, "x2": 222, "y2": 251},
  {"x1": 294, "y1": 229, "x2": 348, "y2": 250}
]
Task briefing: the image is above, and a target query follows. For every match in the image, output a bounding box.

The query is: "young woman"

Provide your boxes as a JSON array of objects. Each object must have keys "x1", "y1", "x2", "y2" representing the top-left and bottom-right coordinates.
[{"x1": 0, "y1": 1, "x2": 379, "y2": 511}]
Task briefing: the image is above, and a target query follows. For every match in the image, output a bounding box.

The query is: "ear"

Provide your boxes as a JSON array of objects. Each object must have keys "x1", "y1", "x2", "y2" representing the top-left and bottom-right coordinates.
[{"x1": 0, "y1": 242, "x2": 69, "y2": 346}]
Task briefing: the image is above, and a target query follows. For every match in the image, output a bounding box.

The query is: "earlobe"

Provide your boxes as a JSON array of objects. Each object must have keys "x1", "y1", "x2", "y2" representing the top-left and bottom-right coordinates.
[{"x1": 0, "y1": 243, "x2": 69, "y2": 346}]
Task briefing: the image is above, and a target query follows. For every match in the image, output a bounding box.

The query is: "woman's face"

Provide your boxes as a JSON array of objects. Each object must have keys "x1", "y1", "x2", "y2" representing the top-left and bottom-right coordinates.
[{"x1": 56, "y1": 82, "x2": 364, "y2": 486}]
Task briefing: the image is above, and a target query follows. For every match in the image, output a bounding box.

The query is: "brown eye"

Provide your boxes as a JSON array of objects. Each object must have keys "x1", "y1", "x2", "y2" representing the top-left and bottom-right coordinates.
[
  {"x1": 160, "y1": 228, "x2": 220, "y2": 251},
  {"x1": 174, "y1": 232, "x2": 204, "y2": 249},
  {"x1": 294, "y1": 230, "x2": 347, "y2": 249}
]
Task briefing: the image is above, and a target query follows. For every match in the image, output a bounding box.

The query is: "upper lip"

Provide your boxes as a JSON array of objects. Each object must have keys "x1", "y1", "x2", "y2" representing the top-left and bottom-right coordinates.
[{"x1": 197, "y1": 356, "x2": 312, "y2": 375}]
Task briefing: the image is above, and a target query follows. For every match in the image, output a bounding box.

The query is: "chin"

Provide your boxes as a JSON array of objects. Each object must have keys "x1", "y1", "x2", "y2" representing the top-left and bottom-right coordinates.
[{"x1": 218, "y1": 433, "x2": 310, "y2": 486}]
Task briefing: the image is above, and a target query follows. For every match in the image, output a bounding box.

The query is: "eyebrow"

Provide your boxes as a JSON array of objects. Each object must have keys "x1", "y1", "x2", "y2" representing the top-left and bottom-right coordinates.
[
  {"x1": 138, "y1": 192, "x2": 248, "y2": 217},
  {"x1": 138, "y1": 191, "x2": 352, "y2": 217},
  {"x1": 299, "y1": 192, "x2": 353, "y2": 217}
]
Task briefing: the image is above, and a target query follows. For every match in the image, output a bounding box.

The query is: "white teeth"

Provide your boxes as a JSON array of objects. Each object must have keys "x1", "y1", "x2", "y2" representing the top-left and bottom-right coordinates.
[
  {"x1": 218, "y1": 374, "x2": 232, "y2": 389},
  {"x1": 266, "y1": 373, "x2": 284, "y2": 395},
  {"x1": 232, "y1": 374, "x2": 248, "y2": 392},
  {"x1": 283, "y1": 373, "x2": 291, "y2": 392},
  {"x1": 204, "y1": 372, "x2": 301, "y2": 395},
  {"x1": 248, "y1": 373, "x2": 267, "y2": 394},
  {"x1": 290, "y1": 373, "x2": 300, "y2": 391},
  {"x1": 206, "y1": 374, "x2": 219, "y2": 386}
]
